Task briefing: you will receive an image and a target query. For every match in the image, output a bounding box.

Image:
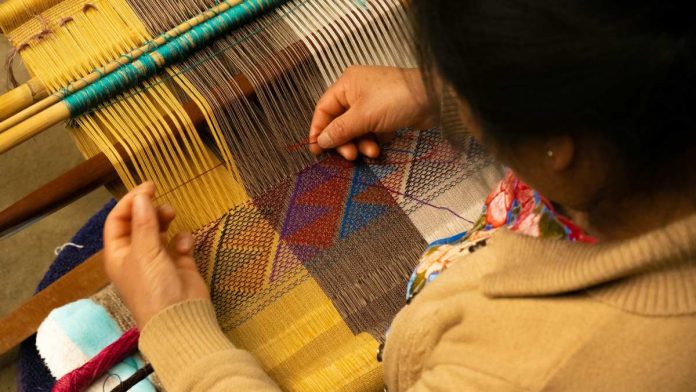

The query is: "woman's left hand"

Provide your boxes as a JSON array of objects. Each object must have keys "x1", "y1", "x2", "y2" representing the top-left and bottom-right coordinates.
[{"x1": 103, "y1": 182, "x2": 209, "y2": 328}]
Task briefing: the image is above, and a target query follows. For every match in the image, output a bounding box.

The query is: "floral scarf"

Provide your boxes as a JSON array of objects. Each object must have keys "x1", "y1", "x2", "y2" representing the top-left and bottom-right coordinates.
[{"x1": 405, "y1": 170, "x2": 597, "y2": 303}]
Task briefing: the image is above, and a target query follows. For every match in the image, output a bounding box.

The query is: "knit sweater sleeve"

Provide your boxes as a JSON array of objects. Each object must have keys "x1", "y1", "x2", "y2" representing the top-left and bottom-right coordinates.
[{"x1": 139, "y1": 299, "x2": 281, "y2": 392}]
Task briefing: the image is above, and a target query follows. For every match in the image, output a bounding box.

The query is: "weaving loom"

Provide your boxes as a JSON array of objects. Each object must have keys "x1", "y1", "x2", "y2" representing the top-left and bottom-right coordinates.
[{"x1": 0, "y1": 0, "x2": 501, "y2": 390}]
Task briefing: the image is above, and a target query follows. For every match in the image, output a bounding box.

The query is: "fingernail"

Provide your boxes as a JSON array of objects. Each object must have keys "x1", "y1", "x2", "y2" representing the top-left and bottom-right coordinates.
[
  {"x1": 160, "y1": 203, "x2": 175, "y2": 216},
  {"x1": 133, "y1": 194, "x2": 148, "y2": 218},
  {"x1": 178, "y1": 234, "x2": 193, "y2": 252},
  {"x1": 317, "y1": 133, "x2": 334, "y2": 149}
]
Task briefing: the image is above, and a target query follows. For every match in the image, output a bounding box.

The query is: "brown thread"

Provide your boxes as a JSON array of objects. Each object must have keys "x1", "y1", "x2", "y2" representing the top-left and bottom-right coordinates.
[
  {"x1": 286, "y1": 139, "x2": 317, "y2": 152},
  {"x1": 58, "y1": 16, "x2": 75, "y2": 27},
  {"x1": 5, "y1": 14, "x2": 53, "y2": 88},
  {"x1": 5, "y1": 43, "x2": 29, "y2": 88},
  {"x1": 82, "y1": 3, "x2": 97, "y2": 12}
]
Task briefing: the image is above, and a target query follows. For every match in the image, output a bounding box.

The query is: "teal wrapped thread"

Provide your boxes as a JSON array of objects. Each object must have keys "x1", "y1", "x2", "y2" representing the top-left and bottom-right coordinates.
[{"x1": 64, "y1": 0, "x2": 285, "y2": 116}]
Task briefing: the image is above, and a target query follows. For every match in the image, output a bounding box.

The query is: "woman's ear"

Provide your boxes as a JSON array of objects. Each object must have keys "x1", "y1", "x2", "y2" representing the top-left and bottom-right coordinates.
[{"x1": 546, "y1": 135, "x2": 575, "y2": 172}]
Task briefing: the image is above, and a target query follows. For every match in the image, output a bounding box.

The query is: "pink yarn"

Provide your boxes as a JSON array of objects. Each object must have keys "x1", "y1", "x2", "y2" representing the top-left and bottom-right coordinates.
[{"x1": 52, "y1": 327, "x2": 140, "y2": 392}]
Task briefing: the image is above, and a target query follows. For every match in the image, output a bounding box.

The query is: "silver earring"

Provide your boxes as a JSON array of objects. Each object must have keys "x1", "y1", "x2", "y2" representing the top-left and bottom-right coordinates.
[{"x1": 546, "y1": 150, "x2": 554, "y2": 158}]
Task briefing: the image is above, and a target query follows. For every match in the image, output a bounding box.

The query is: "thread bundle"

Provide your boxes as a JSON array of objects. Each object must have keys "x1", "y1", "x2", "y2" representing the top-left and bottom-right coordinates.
[{"x1": 52, "y1": 328, "x2": 139, "y2": 392}]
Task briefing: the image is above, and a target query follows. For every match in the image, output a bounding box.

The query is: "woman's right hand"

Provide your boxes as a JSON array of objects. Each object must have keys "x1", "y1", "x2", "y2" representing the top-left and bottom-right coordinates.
[{"x1": 309, "y1": 66, "x2": 437, "y2": 160}]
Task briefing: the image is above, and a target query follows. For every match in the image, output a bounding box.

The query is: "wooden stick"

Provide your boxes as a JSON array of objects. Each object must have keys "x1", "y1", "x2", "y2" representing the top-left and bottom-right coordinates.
[
  {"x1": 0, "y1": 102, "x2": 69, "y2": 153},
  {"x1": 0, "y1": 146, "x2": 120, "y2": 238},
  {"x1": 0, "y1": 0, "x2": 245, "y2": 130},
  {"x1": 0, "y1": 78, "x2": 47, "y2": 122},
  {"x1": 0, "y1": 252, "x2": 109, "y2": 356}
]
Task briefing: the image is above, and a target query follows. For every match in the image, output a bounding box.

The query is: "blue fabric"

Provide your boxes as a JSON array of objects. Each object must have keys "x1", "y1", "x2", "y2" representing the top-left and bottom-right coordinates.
[
  {"x1": 18, "y1": 199, "x2": 116, "y2": 392},
  {"x1": 51, "y1": 300, "x2": 125, "y2": 358},
  {"x1": 46, "y1": 299, "x2": 154, "y2": 391}
]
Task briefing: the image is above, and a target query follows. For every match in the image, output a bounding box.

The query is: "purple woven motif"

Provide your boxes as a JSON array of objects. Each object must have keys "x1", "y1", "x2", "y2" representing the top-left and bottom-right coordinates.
[{"x1": 193, "y1": 129, "x2": 488, "y2": 337}]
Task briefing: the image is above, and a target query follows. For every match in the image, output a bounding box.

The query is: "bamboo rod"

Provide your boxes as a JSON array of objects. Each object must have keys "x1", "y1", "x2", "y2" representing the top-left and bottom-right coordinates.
[
  {"x1": 0, "y1": 102, "x2": 69, "y2": 153},
  {"x1": 0, "y1": 0, "x2": 245, "y2": 128},
  {"x1": 0, "y1": 78, "x2": 46, "y2": 122}
]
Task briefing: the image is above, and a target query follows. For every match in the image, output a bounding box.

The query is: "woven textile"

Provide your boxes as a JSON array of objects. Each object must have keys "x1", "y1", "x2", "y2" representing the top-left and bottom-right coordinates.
[
  {"x1": 190, "y1": 129, "x2": 499, "y2": 390},
  {"x1": 29, "y1": 130, "x2": 499, "y2": 391}
]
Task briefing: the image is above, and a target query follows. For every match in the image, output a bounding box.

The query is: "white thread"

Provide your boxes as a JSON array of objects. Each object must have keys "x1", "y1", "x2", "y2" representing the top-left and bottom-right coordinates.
[{"x1": 54, "y1": 242, "x2": 85, "y2": 255}]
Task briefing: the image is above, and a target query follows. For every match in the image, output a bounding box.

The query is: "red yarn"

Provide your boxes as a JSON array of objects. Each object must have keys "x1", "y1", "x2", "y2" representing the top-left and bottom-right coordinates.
[{"x1": 52, "y1": 327, "x2": 140, "y2": 392}]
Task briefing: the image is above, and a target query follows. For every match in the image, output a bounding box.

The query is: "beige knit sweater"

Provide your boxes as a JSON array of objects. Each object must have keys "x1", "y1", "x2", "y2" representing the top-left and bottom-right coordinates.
[{"x1": 140, "y1": 214, "x2": 696, "y2": 391}]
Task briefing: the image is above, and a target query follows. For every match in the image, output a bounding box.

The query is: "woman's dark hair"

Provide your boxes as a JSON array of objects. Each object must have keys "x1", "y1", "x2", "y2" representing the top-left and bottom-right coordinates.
[{"x1": 412, "y1": 0, "x2": 695, "y2": 181}]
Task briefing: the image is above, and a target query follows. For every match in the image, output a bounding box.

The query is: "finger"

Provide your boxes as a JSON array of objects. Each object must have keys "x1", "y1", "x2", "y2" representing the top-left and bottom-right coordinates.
[
  {"x1": 166, "y1": 232, "x2": 194, "y2": 257},
  {"x1": 336, "y1": 143, "x2": 359, "y2": 161},
  {"x1": 309, "y1": 82, "x2": 349, "y2": 154},
  {"x1": 317, "y1": 110, "x2": 367, "y2": 150},
  {"x1": 357, "y1": 137, "x2": 381, "y2": 159},
  {"x1": 157, "y1": 204, "x2": 176, "y2": 234},
  {"x1": 176, "y1": 254, "x2": 201, "y2": 274},
  {"x1": 131, "y1": 193, "x2": 165, "y2": 261},
  {"x1": 176, "y1": 255, "x2": 210, "y2": 300},
  {"x1": 104, "y1": 182, "x2": 156, "y2": 254}
]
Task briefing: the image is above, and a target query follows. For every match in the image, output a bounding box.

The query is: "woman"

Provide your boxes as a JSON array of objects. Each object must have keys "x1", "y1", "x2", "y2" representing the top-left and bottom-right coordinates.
[{"x1": 103, "y1": 0, "x2": 696, "y2": 390}]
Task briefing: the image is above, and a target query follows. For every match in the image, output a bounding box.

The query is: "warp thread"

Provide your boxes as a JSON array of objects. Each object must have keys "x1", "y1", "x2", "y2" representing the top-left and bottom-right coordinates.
[
  {"x1": 287, "y1": 139, "x2": 471, "y2": 221},
  {"x1": 313, "y1": 165, "x2": 473, "y2": 223},
  {"x1": 5, "y1": 14, "x2": 53, "y2": 88},
  {"x1": 54, "y1": 242, "x2": 85, "y2": 255},
  {"x1": 109, "y1": 364, "x2": 154, "y2": 392},
  {"x1": 288, "y1": 140, "x2": 459, "y2": 165},
  {"x1": 151, "y1": 136, "x2": 471, "y2": 223},
  {"x1": 53, "y1": 327, "x2": 140, "y2": 392}
]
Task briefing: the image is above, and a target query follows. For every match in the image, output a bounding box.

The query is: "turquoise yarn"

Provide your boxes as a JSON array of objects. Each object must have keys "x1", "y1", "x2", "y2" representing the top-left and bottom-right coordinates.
[{"x1": 64, "y1": 0, "x2": 285, "y2": 116}]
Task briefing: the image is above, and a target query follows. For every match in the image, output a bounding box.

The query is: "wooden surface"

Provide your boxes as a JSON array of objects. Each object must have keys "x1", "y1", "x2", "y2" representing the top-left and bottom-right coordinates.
[
  {"x1": 0, "y1": 148, "x2": 119, "y2": 238},
  {"x1": 0, "y1": 252, "x2": 109, "y2": 356}
]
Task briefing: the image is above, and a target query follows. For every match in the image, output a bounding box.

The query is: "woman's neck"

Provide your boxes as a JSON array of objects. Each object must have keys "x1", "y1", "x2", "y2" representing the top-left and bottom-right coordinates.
[{"x1": 562, "y1": 188, "x2": 696, "y2": 242}]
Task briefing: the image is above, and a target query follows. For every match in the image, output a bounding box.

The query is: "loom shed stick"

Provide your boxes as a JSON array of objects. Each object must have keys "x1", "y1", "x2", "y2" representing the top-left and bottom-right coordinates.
[
  {"x1": 0, "y1": 0, "x2": 287, "y2": 154},
  {"x1": 0, "y1": 252, "x2": 109, "y2": 356},
  {"x1": 0, "y1": 0, "x2": 245, "y2": 127}
]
